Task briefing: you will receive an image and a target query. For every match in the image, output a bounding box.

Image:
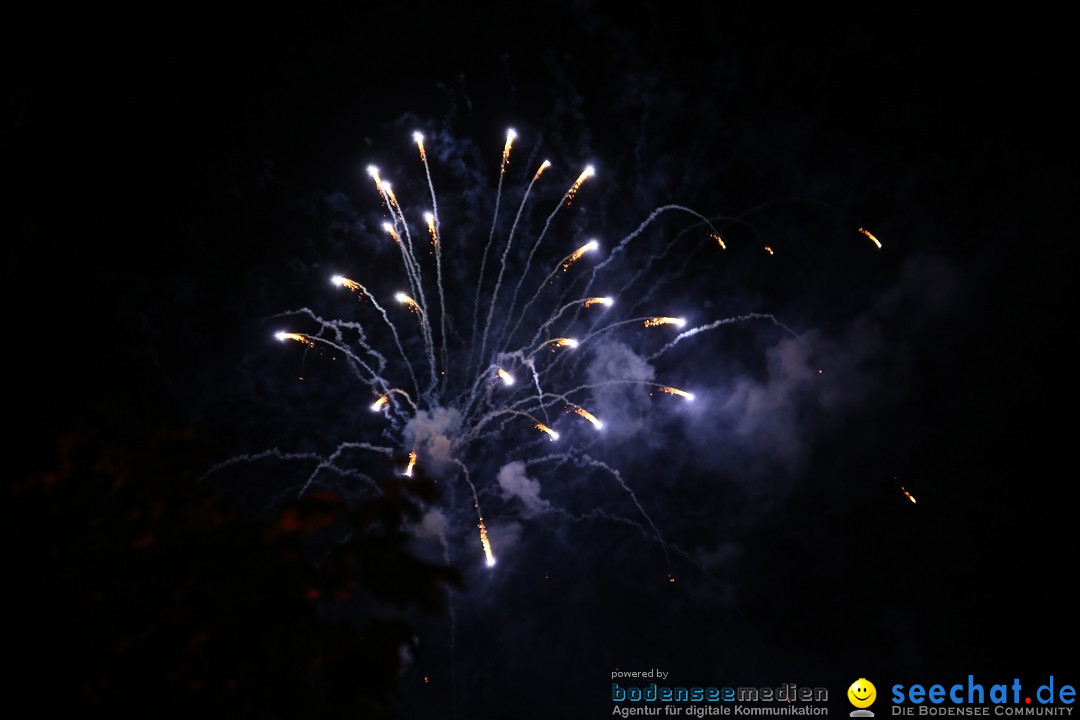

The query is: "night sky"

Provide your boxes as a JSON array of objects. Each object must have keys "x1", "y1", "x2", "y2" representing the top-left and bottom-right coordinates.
[{"x1": 8, "y1": 5, "x2": 1077, "y2": 718}]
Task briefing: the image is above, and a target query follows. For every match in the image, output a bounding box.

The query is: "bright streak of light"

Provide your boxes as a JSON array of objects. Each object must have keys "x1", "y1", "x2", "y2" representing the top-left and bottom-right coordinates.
[
  {"x1": 424, "y1": 211, "x2": 437, "y2": 245},
  {"x1": 382, "y1": 222, "x2": 401, "y2": 243},
  {"x1": 555, "y1": 338, "x2": 579, "y2": 349},
  {"x1": 502, "y1": 129, "x2": 517, "y2": 168},
  {"x1": 497, "y1": 368, "x2": 515, "y2": 386},
  {"x1": 383, "y1": 182, "x2": 399, "y2": 210},
  {"x1": 395, "y1": 292, "x2": 421, "y2": 313},
  {"x1": 274, "y1": 331, "x2": 315, "y2": 347},
  {"x1": 644, "y1": 316, "x2": 687, "y2": 328},
  {"x1": 366, "y1": 165, "x2": 383, "y2": 193},
  {"x1": 331, "y1": 275, "x2": 362, "y2": 293},
  {"x1": 659, "y1": 386, "x2": 695, "y2": 401},
  {"x1": 584, "y1": 296, "x2": 614, "y2": 307},
  {"x1": 566, "y1": 165, "x2": 595, "y2": 205},
  {"x1": 764, "y1": 246, "x2": 774, "y2": 255},
  {"x1": 534, "y1": 159, "x2": 551, "y2": 180},
  {"x1": 562, "y1": 239, "x2": 599, "y2": 270},
  {"x1": 901, "y1": 486, "x2": 917, "y2": 504},
  {"x1": 534, "y1": 423, "x2": 560, "y2": 441},
  {"x1": 573, "y1": 406, "x2": 604, "y2": 430},
  {"x1": 478, "y1": 518, "x2": 496, "y2": 567},
  {"x1": 371, "y1": 395, "x2": 389, "y2": 412},
  {"x1": 858, "y1": 226, "x2": 883, "y2": 249},
  {"x1": 403, "y1": 450, "x2": 417, "y2": 477},
  {"x1": 413, "y1": 131, "x2": 426, "y2": 162},
  {"x1": 710, "y1": 232, "x2": 727, "y2": 250}
]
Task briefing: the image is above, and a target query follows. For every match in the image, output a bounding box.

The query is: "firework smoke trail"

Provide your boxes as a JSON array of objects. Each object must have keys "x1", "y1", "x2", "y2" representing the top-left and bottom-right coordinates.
[
  {"x1": 478, "y1": 380, "x2": 697, "y2": 434},
  {"x1": 478, "y1": 157, "x2": 552, "y2": 381},
  {"x1": 451, "y1": 458, "x2": 496, "y2": 567},
  {"x1": 521, "y1": 451, "x2": 670, "y2": 564},
  {"x1": 470, "y1": 129, "x2": 518, "y2": 374},
  {"x1": 576, "y1": 455, "x2": 669, "y2": 564},
  {"x1": 414, "y1": 131, "x2": 451, "y2": 383},
  {"x1": 645, "y1": 313, "x2": 799, "y2": 361},
  {"x1": 500, "y1": 240, "x2": 601, "y2": 351},
  {"x1": 370, "y1": 165, "x2": 424, "y2": 305},
  {"x1": 592, "y1": 221, "x2": 720, "y2": 326},
  {"x1": 273, "y1": 329, "x2": 396, "y2": 402},
  {"x1": 526, "y1": 359, "x2": 552, "y2": 426},
  {"x1": 500, "y1": 165, "x2": 596, "y2": 350},
  {"x1": 371, "y1": 169, "x2": 439, "y2": 390},
  {"x1": 202, "y1": 447, "x2": 389, "y2": 506},
  {"x1": 569, "y1": 315, "x2": 686, "y2": 350},
  {"x1": 330, "y1": 276, "x2": 422, "y2": 399},
  {"x1": 298, "y1": 441, "x2": 395, "y2": 496},
  {"x1": 525, "y1": 296, "x2": 614, "y2": 350},
  {"x1": 543, "y1": 205, "x2": 724, "y2": 346}
]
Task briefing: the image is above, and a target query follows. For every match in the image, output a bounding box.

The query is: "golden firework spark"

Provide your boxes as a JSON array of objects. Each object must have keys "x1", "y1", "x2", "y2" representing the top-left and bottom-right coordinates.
[
  {"x1": 403, "y1": 450, "x2": 417, "y2": 477},
  {"x1": 534, "y1": 423, "x2": 560, "y2": 441},
  {"x1": 584, "y1": 296, "x2": 614, "y2": 308},
  {"x1": 478, "y1": 518, "x2": 496, "y2": 567},
  {"x1": 562, "y1": 240, "x2": 599, "y2": 270},
  {"x1": 566, "y1": 165, "x2": 595, "y2": 205},
  {"x1": 413, "y1": 131, "x2": 426, "y2": 162},
  {"x1": 366, "y1": 165, "x2": 383, "y2": 194},
  {"x1": 502, "y1": 128, "x2": 517, "y2": 168},
  {"x1": 496, "y1": 368, "x2": 515, "y2": 386},
  {"x1": 554, "y1": 338, "x2": 579, "y2": 349},
  {"x1": 534, "y1": 159, "x2": 552, "y2": 180},
  {"x1": 573, "y1": 406, "x2": 604, "y2": 430},
  {"x1": 382, "y1": 222, "x2": 401, "y2": 244},
  {"x1": 858, "y1": 226, "x2": 883, "y2": 249},
  {"x1": 901, "y1": 486, "x2": 917, "y2": 504},
  {"x1": 424, "y1": 211, "x2": 438, "y2": 246},
  {"x1": 383, "y1": 182, "x2": 400, "y2": 211},
  {"x1": 395, "y1": 292, "x2": 421, "y2": 313},
  {"x1": 764, "y1": 246, "x2": 774, "y2": 255},
  {"x1": 644, "y1": 316, "x2": 687, "y2": 328},
  {"x1": 370, "y1": 394, "x2": 389, "y2": 412},
  {"x1": 710, "y1": 232, "x2": 727, "y2": 250},
  {"x1": 274, "y1": 331, "x2": 315, "y2": 347},
  {"x1": 330, "y1": 275, "x2": 363, "y2": 294},
  {"x1": 658, "y1": 386, "x2": 695, "y2": 401}
]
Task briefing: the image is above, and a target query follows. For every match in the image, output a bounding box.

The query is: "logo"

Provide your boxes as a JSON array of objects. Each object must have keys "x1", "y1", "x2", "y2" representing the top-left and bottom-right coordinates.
[{"x1": 849, "y1": 678, "x2": 878, "y2": 717}]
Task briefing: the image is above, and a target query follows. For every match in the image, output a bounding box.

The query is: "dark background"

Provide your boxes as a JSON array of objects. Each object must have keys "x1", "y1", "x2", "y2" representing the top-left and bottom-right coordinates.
[{"x1": 7, "y1": 3, "x2": 1076, "y2": 717}]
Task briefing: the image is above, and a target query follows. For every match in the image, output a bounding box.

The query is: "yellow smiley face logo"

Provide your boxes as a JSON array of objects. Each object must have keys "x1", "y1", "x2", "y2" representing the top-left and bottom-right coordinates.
[{"x1": 848, "y1": 679, "x2": 877, "y2": 708}]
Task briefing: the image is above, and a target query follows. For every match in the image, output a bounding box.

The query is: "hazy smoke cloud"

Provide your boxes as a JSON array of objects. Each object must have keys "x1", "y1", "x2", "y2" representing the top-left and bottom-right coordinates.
[
  {"x1": 709, "y1": 252, "x2": 958, "y2": 475},
  {"x1": 585, "y1": 340, "x2": 656, "y2": 441},
  {"x1": 497, "y1": 461, "x2": 549, "y2": 515},
  {"x1": 721, "y1": 331, "x2": 823, "y2": 469},
  {"x1": 415, "y1": 509, "x2": 449, "y2": 542},
  {"x1": 404, "y1": 407, "x2": 462, "y2": 471}
]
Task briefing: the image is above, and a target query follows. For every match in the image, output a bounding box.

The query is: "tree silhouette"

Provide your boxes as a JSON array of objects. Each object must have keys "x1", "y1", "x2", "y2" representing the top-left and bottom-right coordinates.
[{"x1": 7, "y1": 423, "x2": 459, "y2": 718}]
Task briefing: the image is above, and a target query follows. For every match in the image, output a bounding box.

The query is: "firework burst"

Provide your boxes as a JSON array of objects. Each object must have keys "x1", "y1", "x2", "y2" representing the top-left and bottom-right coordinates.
[{"x1": 213, "y1": 127, "x2": 790, "y2": 572}]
